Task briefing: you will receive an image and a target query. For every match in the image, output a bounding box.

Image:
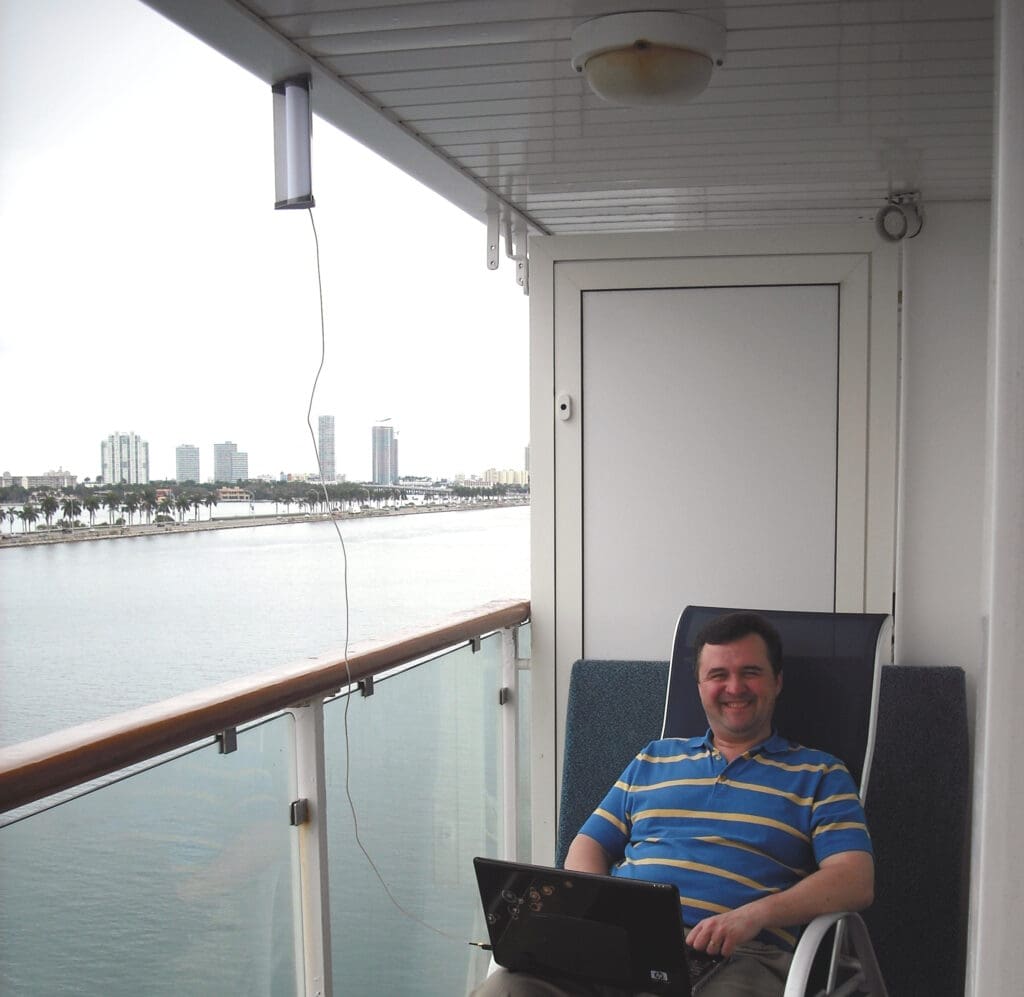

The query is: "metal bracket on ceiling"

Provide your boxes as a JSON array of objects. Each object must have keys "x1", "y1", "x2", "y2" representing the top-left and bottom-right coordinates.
[
  {"x1": 487, "y1": 204, "x2": 500, "y2": 271},
  {"x1": 486, "y1": 203, "x2": 530, "y2": 295},
  {"x1": 509, "y1": 215, "x2": 528, "y2": 296}
]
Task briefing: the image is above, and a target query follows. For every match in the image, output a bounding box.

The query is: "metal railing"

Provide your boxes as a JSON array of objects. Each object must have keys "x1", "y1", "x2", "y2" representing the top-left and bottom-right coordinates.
[{"x1": 0, "y1": 599, "x2": 531, "y2": 996}]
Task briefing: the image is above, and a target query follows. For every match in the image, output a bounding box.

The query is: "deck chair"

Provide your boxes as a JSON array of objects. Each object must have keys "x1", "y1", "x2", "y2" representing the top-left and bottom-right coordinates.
[
  {"x1": 668, "y1": 606, "x2": 891, "y2": 997},
  {"x1": 557, "y1": 605, "x2": 892, "y2": 997}
]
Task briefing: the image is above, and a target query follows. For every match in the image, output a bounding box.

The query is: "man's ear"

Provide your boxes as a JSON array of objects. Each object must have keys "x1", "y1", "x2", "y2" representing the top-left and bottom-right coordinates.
[{"x1": 775, "y1": 670, "x2": 783, "y2": 695}]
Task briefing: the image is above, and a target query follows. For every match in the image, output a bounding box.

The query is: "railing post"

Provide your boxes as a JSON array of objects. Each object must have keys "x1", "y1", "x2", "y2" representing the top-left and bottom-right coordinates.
[
  {"x1": 291, "y1": 700, "x2": 333, "y2": 997},
  {"x1": 500, "y1": 626, "x2": 519, "y2": 861}
]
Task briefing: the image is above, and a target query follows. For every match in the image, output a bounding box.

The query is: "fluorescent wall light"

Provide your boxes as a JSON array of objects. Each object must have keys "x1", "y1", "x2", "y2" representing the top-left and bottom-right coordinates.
[
  {"x1": 571, "y1": 11, "x2": 726, "y2": 106},
  {"x1": 272, "y1": 75, "x2": 314, "y2": 210}
]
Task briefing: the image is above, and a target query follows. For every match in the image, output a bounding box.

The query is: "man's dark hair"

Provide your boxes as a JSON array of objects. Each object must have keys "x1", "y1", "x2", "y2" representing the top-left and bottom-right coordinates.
[{"x1": 693, "y1": 612, "x2": 783, "y2": 678}]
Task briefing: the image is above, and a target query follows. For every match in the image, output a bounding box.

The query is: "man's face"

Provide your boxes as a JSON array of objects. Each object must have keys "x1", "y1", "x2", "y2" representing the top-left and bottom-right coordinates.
[{"x1": 696, "y1": 633, "x2": 782, "y2": 749}]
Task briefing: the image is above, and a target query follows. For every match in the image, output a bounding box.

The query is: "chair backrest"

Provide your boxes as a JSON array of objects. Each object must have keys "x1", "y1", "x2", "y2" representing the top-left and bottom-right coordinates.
[
  {"x1": 864, "y1": 664, "x2": 968, "y2": 997},
  {"x1": 663, "y1": 606, "x2": 891, "y2": 791},
  {"x1": 555, "y1": 659, "x2": 668, "y2": 867}
]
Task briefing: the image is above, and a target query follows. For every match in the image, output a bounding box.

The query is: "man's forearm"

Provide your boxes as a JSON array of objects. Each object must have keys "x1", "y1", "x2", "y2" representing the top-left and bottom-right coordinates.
[
  {"x1": 686, "y1": 850, "x2": 874, "y2": 957},
  {"x1": 745, "y1": 850, "x2": 874, "y2": 929}
]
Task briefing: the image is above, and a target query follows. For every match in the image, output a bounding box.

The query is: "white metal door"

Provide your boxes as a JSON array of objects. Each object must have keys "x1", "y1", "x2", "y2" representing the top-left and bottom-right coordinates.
[
  {"x1": 581, "y1": 284, "x2": 839, "y2": 659},
  {"x1": 529, "y1": 230, "x2": 898, "y2": 862}
]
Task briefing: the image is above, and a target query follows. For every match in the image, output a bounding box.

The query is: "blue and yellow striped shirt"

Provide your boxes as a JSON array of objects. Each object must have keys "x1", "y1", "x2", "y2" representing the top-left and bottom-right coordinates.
[{"x1": 578, "y1": 731, "x2": 872, "y2": 951}]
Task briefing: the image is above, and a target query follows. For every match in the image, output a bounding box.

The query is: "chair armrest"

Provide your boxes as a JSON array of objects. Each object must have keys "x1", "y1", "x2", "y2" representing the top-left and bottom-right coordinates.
[
  {"x1": 783, "y1": 912, "x2": 847, "y2": 997},
  {"x1": 783, "y1": 912, "x2": 888, "y2": 997}
]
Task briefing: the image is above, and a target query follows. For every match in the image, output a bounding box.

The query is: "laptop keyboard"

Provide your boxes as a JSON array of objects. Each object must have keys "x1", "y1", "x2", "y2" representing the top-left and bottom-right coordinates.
[{"x1": 687, "y1": 949, "x2": 726, "y2": 992}]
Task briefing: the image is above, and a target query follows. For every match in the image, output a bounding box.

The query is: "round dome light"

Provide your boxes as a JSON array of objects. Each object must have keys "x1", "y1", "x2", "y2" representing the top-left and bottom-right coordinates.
[{"x1": 571, "y1": 11, "x2": 726, "y2": 106}]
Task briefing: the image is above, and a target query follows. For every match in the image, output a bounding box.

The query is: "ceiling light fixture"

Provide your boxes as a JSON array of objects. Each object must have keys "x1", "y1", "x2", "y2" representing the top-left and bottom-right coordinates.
[{"x1": 570, "y1": 11, "x2": 726, "y2": 107}]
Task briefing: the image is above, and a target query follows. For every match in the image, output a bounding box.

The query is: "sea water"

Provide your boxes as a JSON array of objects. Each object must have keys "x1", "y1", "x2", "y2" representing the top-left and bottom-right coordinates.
[
  {"x1": 0, "y1": 507, "x2": 529, "y2": 996},
  {"x1": 0, "y1": 505, "x2": 529, "y2": 747}
]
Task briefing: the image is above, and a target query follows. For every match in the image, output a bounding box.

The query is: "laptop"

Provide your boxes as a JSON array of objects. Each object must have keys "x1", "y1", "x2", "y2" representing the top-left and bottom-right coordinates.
[{"x1": 473, "y1": 857, "x2": 727, "y2": 995}]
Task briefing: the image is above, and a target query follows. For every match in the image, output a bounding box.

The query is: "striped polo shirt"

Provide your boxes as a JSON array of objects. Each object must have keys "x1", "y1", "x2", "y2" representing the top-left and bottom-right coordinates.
[{"x1": 578, "y1": 731, "x2": 872, "y2": 951}]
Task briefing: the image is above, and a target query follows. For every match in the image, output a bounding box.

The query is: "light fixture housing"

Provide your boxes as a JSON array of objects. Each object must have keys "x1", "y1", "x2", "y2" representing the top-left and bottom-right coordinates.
[
  {"x1": 570, "y1": 11, "x2": 726, "y2": 106},
  {"x1": 272, "y1": 74, "x2": 314, "y2": 210}
]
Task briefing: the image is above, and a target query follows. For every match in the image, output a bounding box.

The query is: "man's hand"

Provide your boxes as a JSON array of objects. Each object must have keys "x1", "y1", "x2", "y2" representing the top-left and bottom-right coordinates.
[{"x1": 686, "y1": 906, "x2": 765, "y2": 958}]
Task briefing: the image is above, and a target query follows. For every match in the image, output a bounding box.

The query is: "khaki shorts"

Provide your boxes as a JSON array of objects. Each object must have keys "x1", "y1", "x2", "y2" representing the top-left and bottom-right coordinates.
[{"x1": 471, "y1": 941, "x2": 792, "y2": 997}]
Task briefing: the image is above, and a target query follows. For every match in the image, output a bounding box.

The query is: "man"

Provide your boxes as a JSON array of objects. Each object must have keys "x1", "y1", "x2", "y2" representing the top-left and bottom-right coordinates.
[{"x1": 476, "y1": 612, "x2": 873, "y2": 996}]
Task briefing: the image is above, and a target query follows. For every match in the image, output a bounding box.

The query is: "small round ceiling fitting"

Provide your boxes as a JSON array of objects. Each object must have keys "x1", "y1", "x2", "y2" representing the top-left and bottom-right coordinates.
[{"x1": 570, "y1": 11, "x2": 726, "y2": 106}]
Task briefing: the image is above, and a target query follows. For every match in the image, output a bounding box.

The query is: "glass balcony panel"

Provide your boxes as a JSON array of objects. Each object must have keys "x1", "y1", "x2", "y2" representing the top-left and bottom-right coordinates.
[
  {"x1": 324, "y1": 632, "x2": 504, "y2": 995},
  {"x1": 0, "y1": 716, "x2": 302, "y2": 996}
]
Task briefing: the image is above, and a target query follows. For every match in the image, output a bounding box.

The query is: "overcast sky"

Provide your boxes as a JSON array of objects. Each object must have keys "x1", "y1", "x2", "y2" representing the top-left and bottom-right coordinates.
[{"x1": 0, "y1": 0, "x2": 530, "y2": 483}]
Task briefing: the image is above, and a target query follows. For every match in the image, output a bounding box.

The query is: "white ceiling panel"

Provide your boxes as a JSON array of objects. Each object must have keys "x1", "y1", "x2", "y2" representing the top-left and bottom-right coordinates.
[{"x1": 144, "y1": 0, "x2": 995, "y2": 235}]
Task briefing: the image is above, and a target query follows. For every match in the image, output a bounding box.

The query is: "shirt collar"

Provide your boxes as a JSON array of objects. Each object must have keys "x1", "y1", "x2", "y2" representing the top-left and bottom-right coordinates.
[{"x1": 701, "y1": 729, "x2": 791, "y2": 756}]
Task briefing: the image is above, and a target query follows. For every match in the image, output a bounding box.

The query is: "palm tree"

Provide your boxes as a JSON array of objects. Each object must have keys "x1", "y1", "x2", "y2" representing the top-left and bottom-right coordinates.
[
  {"x1": 204, "y1": 493, "x2": 218, "y2": 521},
  {"x1": 157, "y1": 495, "x2": 175, "y2": 521},
  {"x1": 83, "y1": 495, "x2": 100, "y2": 526},
  {"x1": 60, "y1": 496, "x2": 82, "y2": 525},
  {"x1": 104, "y1": 492, "x2": 120, "y2": 524},
  {"x1": 39, "y1": 493, "x2": 59, "y2": 528},
  {"x1": 18, "y1": 503, "x2": 38, "y2": 533},
  {"x1": 175, "y1": 495, "x2": 191, "y2": 523},
  {"x1": 122, "y1": 492, "x2": 140, "y2": 525},
  {"x1": 141, "y1": 488, "x2": 158, "y2": 524}
]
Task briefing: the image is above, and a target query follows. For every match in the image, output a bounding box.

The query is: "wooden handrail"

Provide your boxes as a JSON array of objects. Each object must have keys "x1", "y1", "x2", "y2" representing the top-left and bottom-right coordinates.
[{"x1": 0, "y1": 599, "x2": 530, "y2": 814}]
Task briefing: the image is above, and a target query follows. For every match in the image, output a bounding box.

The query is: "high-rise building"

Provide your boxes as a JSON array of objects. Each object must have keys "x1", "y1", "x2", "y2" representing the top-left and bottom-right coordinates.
[
  {"x1": 318, "y1": 415, "x2": 336, "y2": 482},
  {"x1": 101, "y1": 431, "x2": 149, "y2": 485},
  {"x1": 213, "y1": 441, "x2": 248, "y2": 483},
  {"x1": 372, "y1": 423, "x2": 398, "y2": 485},
  {"x1": 175, "y1": 444, "x2": 200, "y2": 483}
]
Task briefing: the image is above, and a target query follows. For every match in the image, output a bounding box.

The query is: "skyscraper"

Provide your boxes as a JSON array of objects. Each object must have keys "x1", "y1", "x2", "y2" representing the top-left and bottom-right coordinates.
[
  {"x1": 175, "y1": 444, "x2": 200, "y2": 483},
  {"x1": 101, "y1": 431, "x2": 149, "y2": 485},
  {"x1": 372, "y1": 423, "x2": 398, "y2": 485},
  {"x1": 318, "y1": 415, "x2": 336, "y2": 482},
  {"x1": 213, "y1": 441, "x2": 249, "y2": 483}
]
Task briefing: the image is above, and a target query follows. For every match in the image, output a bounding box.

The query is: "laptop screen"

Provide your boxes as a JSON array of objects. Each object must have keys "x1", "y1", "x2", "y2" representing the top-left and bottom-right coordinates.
[{"x1": 474, "y1": 857, "x2": 697, "y2": 996}]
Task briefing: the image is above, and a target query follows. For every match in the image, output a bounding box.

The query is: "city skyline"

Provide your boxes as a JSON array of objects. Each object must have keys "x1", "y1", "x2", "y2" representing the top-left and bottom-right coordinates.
[
  {"x1": 1, "y1": 416, "x2": 527, "y2": 486},
  {"x1": 0, "y1": 1, "x2": 529, "y2": 487}
]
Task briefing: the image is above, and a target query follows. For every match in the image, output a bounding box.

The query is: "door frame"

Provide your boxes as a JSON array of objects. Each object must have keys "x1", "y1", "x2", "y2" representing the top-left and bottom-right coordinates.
[{"x1": 528, "y1": 227, "x2": 898, "y2": 862}]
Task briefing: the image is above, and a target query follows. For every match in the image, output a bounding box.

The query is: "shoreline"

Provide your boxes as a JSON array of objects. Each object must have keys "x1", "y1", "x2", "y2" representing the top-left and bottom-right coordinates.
[{"x1": 0, "y1": 499, "x2": 529, "y2": 549}]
